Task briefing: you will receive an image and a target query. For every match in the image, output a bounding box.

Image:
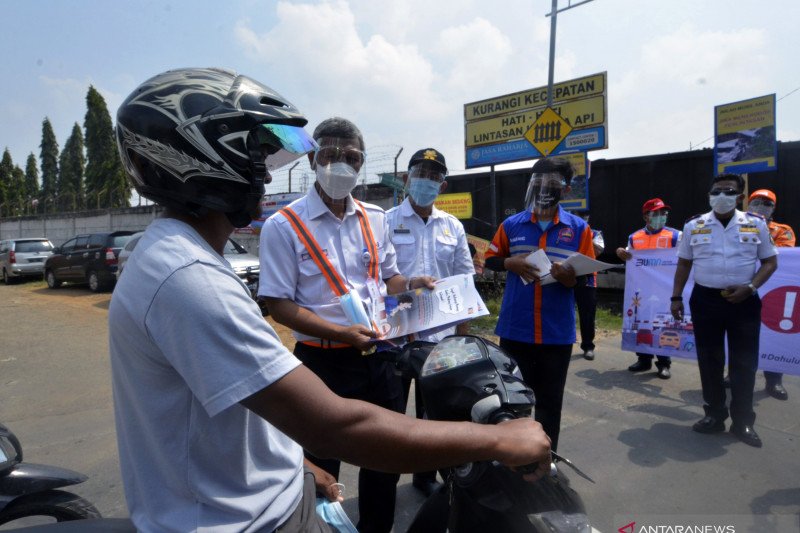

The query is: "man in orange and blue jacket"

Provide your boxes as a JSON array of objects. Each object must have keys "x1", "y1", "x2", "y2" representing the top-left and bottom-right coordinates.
[{"x1": 485, "y1": 157, "x2": 595, "y2": 452}]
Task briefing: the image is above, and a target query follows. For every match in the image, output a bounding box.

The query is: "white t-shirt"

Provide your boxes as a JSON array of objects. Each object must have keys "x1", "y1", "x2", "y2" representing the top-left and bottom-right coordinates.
[{"x1": 109, "y1": 217, "x2": 303, "y2": 533}]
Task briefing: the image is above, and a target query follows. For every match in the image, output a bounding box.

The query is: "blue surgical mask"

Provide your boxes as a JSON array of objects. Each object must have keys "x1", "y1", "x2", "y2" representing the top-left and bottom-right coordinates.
[
  {"x1": 407, "y1": 177, "x2": 441, "y2": 207},
  {"x1": 316, "y1": 498, "x2": 358, "y2": 532},
  {"x1": 648, "y1": 214, "x2": 667, "y2": 231}
]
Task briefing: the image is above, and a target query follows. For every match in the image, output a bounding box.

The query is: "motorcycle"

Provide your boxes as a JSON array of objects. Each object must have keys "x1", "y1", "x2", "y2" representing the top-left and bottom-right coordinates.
[
  {"x1": 0, "y1": 422, "x2": 102, "y2": 527},
  {"x1": 376, "y1": 335, "x2": 595, "y2": 533}
]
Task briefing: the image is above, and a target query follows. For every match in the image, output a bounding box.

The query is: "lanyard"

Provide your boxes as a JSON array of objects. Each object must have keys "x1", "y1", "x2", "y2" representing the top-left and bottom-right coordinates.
[{"x1": 280, "y1": 202, "x2": 380, "y2": 298}]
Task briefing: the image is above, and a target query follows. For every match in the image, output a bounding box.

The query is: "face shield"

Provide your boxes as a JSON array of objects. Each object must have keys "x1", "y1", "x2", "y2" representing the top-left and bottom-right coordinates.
[
  {"x1": 748, "y1": 198, "x2": 775, "y2": 219},
  {"x1": 524, "y1": 172, "x2": 566, "y2": 212}
]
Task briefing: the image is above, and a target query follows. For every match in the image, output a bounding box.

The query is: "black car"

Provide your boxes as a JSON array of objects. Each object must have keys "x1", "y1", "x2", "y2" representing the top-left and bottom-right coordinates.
[{"x1": 44, "y1": 231, "x2": 136, "y2": 292}]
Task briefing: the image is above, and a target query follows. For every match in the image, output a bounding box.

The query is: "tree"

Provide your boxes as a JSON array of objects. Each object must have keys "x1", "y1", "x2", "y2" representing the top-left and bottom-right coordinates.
[
  {"x1": 10, "y1": 166, "x2": 26, "y2": 216},
  {"x1": 40, "y1": 118, "x2": 59, "y2": 204},
  {"x1": 57, "y1": 123, "x2": 85, "y2": 211},
  {"x1": 85, "y1": 86, "x2": 129, "y2": 208},
  {"x1": 24, "y1": 153, "x2": 40, "y2": 212},
  {"x1": 0, "y1": 149, "x2": 13, "y2": 214}
]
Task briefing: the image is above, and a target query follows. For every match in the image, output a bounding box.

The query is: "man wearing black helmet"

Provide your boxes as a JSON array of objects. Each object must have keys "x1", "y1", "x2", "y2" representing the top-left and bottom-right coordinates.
[
  {"x1": 484, "y1": 157, "x2": 596, "y2": 452},
  {"x1": 110, "y1": 69, "x2": 551, "y2": 533}
]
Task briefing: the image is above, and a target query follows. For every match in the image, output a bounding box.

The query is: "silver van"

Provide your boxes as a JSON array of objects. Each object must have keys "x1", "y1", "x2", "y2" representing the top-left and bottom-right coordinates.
[{"x1": 0, "y1": 238, "x2": 55, "y2": 284}]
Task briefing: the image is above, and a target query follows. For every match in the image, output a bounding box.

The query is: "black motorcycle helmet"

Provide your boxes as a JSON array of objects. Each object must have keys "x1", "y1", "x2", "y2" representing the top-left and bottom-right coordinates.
[{"x1": 116, "y1": 67, "x2": 316, "y2": 227}]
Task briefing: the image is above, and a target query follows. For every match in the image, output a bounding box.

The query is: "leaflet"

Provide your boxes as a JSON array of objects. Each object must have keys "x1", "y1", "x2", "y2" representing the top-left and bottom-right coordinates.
[
  {"x1": 368, "y1": 274, "x2": 489, "y2": 342},
  {"x1": 522, "y1": 250, "x2": 616, "y2": 285}
]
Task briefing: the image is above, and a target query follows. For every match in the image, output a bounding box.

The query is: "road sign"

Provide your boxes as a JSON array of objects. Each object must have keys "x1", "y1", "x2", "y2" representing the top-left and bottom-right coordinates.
[
  {"x1": 524, "y1": 107, "x2": 572, "y2": 156},
  {"x1": 463, "y1": 72, "x2": 608, "y2": 168}
]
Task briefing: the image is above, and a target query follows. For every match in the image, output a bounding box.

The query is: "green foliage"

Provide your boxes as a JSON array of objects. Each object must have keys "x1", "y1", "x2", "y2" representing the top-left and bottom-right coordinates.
[
  {"x1": 24, "y1": 153, "x2": 40, "y2": 199},
  {"x1": 467, "y1": 295, "x2": 623, "y2": 339},
  {"x1": 84, "y1": 86, "x2": 129, "y2": 208},
  {"x1": 39, "y1": 118, "x2": 59, "y2": 200},
  {"x1": 57, "y1": 123, "x2": 85, "y2": 210},
  {"x1": 0, "y1": 149, "x2": 13, "y2": 206}
]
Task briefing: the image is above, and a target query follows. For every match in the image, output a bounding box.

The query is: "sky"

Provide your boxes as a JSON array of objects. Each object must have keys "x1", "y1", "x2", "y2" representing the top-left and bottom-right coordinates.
[{"x1": 2, "y1": 0, "x2": 799, "y2": 194}]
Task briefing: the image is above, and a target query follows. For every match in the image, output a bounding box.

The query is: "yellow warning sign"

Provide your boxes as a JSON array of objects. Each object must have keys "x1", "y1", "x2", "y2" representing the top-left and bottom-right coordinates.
[{"x1": 523, "y1": 107, "x2": 572, "y2": 156}]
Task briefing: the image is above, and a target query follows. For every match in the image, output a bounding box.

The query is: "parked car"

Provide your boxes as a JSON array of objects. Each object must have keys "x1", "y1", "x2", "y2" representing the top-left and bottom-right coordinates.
[
  {"x1": 115, "y1": 232, "x2": 144, "y2": 281},
  {"x1": 44, "y1": 231, "x2": 136, "y2": 292},
  {"x1": 0, "y1": 238, "x2": 55, "y2": 284},
  {"x1": 117, "y1": 234, "x2": 259, "y2": 280},
  {"x1": 223, "y1": 238, "x2": 260, "y2": 278}
]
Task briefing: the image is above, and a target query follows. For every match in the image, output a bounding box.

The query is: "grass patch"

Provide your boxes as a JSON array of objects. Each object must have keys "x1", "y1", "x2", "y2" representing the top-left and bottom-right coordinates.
[{"x1": 471, "y1": 296, "x2": 623, "y2": 336}]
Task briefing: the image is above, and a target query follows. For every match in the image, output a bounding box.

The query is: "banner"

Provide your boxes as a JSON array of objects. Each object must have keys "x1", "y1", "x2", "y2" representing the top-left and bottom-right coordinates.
[
  {"x1": 621, "y1": 248, "x2": 800, "y2": 375},
  {"x1": 435, "y1": 192, "x2": 473, "y2": 219},
  {"x1": 713, "y1": 94, "x2": 777, "y2": 175},
  {"x1": 466, "y1": 234, "x2": 490, "y2": 275},
  {"x1": 234, "y1": 193, "x2": 304, "y2": 235}
]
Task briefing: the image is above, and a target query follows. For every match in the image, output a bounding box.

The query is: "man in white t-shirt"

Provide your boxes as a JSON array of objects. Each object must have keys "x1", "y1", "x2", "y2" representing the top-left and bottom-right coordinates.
[{"x1": 111, "y1": 68, "x2": 551, "y2": 532}]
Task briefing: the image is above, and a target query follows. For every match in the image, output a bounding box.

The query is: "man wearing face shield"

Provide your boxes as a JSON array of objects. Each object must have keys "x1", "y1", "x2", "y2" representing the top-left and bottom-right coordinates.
[
  {"x1": 259, "y1": 118, "x2": 438, "y2": 533},
  {"x1": 671, "y1": 174, "x2": 778, "y2": 448},
  {"x1": 484, "y1": 157, "x2": 596, "y2": 452},
  {"x1": 616, "y1": 198, "x2": 681, "y2": 379},
  {"x1": 748, "y1": 189, "x2": 795, "y2": 400},
  {"x1": 385, "y1": 148, "x2": 475, "y2": 496}
]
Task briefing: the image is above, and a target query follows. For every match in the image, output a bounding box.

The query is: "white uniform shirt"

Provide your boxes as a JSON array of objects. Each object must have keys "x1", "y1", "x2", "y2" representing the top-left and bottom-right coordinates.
[
  {"x1": 109, "y1": 218, "x2": 303, "y2": 533},
  {"x1": 386, "y1": 198, "x2": 475, "y2": 341},
  {"x1": 677, "y1": 209, "x2": 777, "y2": 289},
  {"x1": 259, "y1": 186, "x2": 400, "y2": 342}
]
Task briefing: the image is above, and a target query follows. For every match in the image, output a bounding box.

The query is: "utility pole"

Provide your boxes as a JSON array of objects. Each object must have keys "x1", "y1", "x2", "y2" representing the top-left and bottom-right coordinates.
[
  {"x1": 546, "y1": 0, "x2": 595, "y2": 107},
  {"x1": 393, "y1": 147, "x2": 403, "y2": 207},
  {"x1": 287, "y1": 161, "x2": 300, "y2": 193}
]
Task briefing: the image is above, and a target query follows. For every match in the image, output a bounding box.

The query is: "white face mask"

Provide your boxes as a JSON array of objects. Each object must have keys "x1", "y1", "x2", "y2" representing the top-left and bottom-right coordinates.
[
  {"x1": 316, "y1": 162, "x2": 359, "y2": 200},
  {"x1": 709, "y1": 194, "x2": 738, "y2": 214}
]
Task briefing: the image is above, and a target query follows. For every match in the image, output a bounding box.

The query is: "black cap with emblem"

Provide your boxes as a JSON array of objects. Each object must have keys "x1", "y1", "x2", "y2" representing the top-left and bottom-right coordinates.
[{"x1": 408, "y1": 148, "x2": 447, "y2": 173}]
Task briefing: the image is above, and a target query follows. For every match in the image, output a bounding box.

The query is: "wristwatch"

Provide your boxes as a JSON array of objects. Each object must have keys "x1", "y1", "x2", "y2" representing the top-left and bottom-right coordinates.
[{"x1": 747, "y1": 282, "x2": 757, "y2": 294}]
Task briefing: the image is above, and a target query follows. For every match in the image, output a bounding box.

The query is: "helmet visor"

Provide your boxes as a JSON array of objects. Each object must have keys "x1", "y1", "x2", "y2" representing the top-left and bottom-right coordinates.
[{"x1": 255, "y1": 124, "x2": 318, "y2": 171}]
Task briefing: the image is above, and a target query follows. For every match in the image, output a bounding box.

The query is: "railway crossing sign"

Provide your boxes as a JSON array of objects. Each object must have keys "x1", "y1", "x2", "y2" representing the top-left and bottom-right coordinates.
[{"x1": 523, "y1": 107, "x2": 572, "y2": 156}]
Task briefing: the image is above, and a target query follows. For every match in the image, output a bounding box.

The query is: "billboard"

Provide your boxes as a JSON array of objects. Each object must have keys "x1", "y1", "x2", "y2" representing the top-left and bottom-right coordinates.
[
  {"x1": 714, "y1": 94, "x2": 776, "y2": 175},
  {"x1": 464, "y1": 72, "x2": 607, "y2": 168},
  {"x1": 435, "y1": 192, "x2": 473, "y2": 219}
]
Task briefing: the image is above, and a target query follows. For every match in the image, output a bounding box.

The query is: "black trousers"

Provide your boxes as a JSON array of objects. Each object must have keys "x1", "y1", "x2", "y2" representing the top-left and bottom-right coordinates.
[
  {"x1": 574, "y1": 284, "x2": 596, "y2": 352},
  {"x1": 634, "y1": 352, "x2": 672, "y2": 368},
  {"x1": 689, "y1": 285, "x2": 762, "y2": 427},
  {"x1": 294, "y1": 342, "x2": 404, "y2": 533},
  {"x1": 498, "y1": 339, "x2": 573, "y2": 451}
]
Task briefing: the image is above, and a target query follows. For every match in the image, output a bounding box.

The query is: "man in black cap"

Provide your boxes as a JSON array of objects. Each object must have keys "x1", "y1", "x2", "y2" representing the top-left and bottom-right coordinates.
[{"x1": 386, "y1": 148, "x2": 475, "y2": 496}]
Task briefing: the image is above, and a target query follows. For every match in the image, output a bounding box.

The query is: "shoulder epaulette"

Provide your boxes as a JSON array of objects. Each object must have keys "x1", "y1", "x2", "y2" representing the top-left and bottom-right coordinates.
[
  {"x1": 685, "y1": 213, "x2": 703, "y2": 223},
  {"x1": 745, "y1": 211, "x2": 765, "y2": 220}
]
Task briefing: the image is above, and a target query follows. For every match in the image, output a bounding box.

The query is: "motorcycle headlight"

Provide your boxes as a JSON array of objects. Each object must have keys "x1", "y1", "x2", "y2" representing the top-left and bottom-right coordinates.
[{"x1": 421, "y1": 336, "x2": 486, "y2": 377}]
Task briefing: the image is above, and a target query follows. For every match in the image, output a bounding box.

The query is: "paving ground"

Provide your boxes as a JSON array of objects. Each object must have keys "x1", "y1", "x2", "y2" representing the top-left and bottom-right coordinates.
[{"x1": 0, "y1": 280, "x2": 797, "y2": 531}]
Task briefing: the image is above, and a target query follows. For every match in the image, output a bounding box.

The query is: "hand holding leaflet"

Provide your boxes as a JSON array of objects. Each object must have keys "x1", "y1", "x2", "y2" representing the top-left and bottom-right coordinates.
[{"x1": 523, "y1": 250, "x2": 616, "y2": 285}]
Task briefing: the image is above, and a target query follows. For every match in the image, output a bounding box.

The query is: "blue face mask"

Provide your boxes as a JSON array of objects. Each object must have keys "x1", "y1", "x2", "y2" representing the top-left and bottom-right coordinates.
[
  {"x1": 315, "y1": 498, "x2": 358, "y2": 532},
  {"x1": 407, "y1": 177, "x2": 441, "y2": 207}
]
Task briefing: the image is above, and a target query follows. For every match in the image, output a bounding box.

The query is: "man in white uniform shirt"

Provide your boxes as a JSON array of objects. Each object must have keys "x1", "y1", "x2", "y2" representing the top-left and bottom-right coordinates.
[
  {"x1": 671, "y1": 173, "x2": 777, "y2": 448},
  {"x1": 260, "y1": 119, "x2": 440, "y2": 532},
  {"x1": 385, "y1": 147, "x2": 475, "y2": 495}
]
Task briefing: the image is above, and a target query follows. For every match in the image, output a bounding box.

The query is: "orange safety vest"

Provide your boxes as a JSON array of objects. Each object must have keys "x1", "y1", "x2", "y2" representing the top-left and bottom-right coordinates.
[
  {"x1": 630, "y1": 227, "x2": 677, "y2": 250},
  {"x1": 769, "y1": 220, "x2": 796, "y2": 247},
  {"x1": 280, "y1": 201, "x2": 380, "y2": 348}
]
